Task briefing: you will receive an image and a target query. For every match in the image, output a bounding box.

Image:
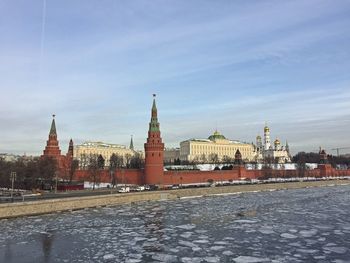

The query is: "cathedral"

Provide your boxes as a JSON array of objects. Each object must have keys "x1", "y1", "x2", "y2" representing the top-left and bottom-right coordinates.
[{"x1": 255, "y1": 125, "x2": 291, "y2": 163}]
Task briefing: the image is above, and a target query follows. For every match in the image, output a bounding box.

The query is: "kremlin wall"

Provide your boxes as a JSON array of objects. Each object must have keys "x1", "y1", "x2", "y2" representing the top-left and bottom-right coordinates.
[{"x1": 41, "y1": 96, "x2": 350, "y2": 187}]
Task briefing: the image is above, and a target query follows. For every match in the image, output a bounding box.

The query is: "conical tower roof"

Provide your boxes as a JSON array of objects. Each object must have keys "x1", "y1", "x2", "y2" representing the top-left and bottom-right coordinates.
[
  {"x1": 129, "y1": 135, "x2": 134, "y2": 150},
  {"x1": 152, "y1": 96, "x2": 157, "y2": 112},
  {"x1": 50, "y1": 114, "x2": 57, "y2": 136},
  {"x1": 149, "y1": 94, "x2": 160, "y2": 132}
]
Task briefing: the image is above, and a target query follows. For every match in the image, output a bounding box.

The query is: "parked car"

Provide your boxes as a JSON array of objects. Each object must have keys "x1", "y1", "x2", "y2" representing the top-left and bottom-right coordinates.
[
  {"x1": 136, "y1": 186, "x2": 145, "y2": 191},
  {"x1": 118, "y1": 187, "x2": 130, "y2": 193}
]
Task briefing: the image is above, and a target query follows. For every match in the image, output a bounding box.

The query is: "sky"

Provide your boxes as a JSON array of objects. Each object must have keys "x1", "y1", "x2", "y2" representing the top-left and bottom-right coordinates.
[{"x1": 0, "y1": 0, "x2": 350, "y2": 156}]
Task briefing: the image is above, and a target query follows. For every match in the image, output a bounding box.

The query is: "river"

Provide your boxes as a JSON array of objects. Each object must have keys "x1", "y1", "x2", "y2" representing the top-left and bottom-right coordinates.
[{"x1": 1, "y1": 185, "x2": 350, "y2": 262}]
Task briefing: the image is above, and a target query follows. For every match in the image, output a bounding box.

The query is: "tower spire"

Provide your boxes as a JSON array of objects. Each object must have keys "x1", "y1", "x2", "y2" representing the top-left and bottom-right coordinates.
[
  {"x1": 129, "y1": 135, "x2": 134, "y2": 151},
  {"x1": 152, "y1": 94, "x2": 157, "y2": 112},
  {"x1": 50, "y1": 114, "x2": 57, "y2": 136},
  {"x1": 149, "y1": 94, "x2": 160, "y2": 132}
]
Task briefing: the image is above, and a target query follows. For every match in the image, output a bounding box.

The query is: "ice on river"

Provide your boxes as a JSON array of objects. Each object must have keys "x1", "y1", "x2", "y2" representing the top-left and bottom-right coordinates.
[{"x1": 1, "y1": 185, "x2": 350, "y2": 262}]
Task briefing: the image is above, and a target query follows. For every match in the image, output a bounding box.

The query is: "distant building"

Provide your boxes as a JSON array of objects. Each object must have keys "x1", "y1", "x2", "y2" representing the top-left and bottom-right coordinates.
[
  {"x1": 0, "y1": 153, "x2": 20, "y2": 162},
  {"x1": 255, "y1": 125, "x2": 291, "y2": 163},
  {"x1": 180, "y1": 130, "x2": 256, "y2": 163},
  {"x1": 74, "y1": 138, "x2": 136, "y2": 168},
  {"x1": 164, "y1": 148, "x2": 180, "y2": 163}
]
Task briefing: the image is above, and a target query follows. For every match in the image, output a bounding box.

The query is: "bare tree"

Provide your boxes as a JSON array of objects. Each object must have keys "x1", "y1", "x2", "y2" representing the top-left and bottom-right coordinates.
[
  {"x1": 109, "y1": 154, "x2": 124, "y2": 187},
  {"x1": 130, "y1": 153, "x2": 144, "y2": 169},
  {"x1": 200, "y1": 153, "x2": 207, "y2": 164},
  {"x1": 97, "y1": 154, "x2": 105, "y2": 169},
  {"x1": 69, "y1": 159, "x2": 79, "y2": 183},
  {"x1": 124, "y1": 154, "x2": 132, "y2": 168},
  {"x1": 222, "y1": 155, "x2": 233, "y2": 165},
  {"x1": 209, "y1": 153, "x2": 219, "y2": 164},
  {"x1": 87, "y1": 155, "x2": 100, "y2": 190}
]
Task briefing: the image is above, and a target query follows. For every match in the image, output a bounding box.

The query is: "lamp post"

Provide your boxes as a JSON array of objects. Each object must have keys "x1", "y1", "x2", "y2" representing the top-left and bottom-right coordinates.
[
  {"x1": 10, "y1": 172, "x2": 16, "y2": 201},
  {"x1": 54, "y1": 171, "x2": 58, "y2": 194}
]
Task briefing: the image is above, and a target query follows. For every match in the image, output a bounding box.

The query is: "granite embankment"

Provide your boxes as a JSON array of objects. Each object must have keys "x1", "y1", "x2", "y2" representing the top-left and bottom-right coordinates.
[{"x1": 1, "y1": 180, "x2": 349, "y2": 219}]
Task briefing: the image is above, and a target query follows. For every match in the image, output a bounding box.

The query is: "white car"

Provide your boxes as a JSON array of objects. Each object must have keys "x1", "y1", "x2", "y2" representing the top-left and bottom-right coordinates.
[
  {"x1": 118, "y1": 187, "x2": 130, "y2": 193},
  {"x1": 136, "y1": 186, "x2": 145, "y2": 191}
]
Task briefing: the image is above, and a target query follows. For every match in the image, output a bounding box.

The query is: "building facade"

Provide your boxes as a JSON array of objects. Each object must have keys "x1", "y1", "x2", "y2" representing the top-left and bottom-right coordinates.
[
  {"x1": 180, "y1": 131, "x2": 256, "y2": 163},
  {"x1": 74, "y1": 140, "x2": 136, "y2": 168},
  {"x1": 164, "y1": 148, "x2": 180, "y2": 163}
]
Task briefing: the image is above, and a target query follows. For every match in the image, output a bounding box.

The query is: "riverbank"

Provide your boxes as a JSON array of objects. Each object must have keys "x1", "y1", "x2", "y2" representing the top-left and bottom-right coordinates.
[{"x1": 1, "y1": 179, "x2": 349, "y2": 219}]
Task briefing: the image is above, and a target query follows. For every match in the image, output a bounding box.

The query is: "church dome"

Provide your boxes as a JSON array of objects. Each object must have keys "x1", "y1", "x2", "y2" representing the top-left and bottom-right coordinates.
[
  {"x1": 256, "y1": 135, "x2": 261, "y2": 139},
  {"x1": 274, "y1": 139, "x2": 280, "y2": 145},
  {"x1": 208, "y1": 130, "x2": 226, "y2": 141},
  {"x1": 264, "y1": 126, "x2": 270, "y2": 133}
]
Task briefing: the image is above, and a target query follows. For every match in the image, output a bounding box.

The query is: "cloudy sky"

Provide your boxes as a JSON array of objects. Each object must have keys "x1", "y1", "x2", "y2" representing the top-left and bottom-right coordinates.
[{"x1": 1, "y1": 0, "x2": 350, "y2": 156}]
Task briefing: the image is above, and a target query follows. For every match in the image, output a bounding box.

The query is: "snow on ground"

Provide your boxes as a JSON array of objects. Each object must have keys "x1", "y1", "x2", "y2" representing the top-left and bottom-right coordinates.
[{"x1": 166, "y1": 163, "x2": 320, "y2": 171}]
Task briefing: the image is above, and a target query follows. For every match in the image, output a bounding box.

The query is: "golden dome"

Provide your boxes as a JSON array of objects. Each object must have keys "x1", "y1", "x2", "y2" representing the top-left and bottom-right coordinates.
[
  {"x1": 274, "y1": 139, "x2": 280, "y2": 145},
  {"x1": 264, "y1": 126, "x2": 270, "y2": 132}
]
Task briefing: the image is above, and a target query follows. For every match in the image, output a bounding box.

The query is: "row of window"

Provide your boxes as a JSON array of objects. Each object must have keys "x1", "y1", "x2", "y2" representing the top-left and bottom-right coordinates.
[{"x1": 145, "y1": 152, "x2": 162, "y2": 157}]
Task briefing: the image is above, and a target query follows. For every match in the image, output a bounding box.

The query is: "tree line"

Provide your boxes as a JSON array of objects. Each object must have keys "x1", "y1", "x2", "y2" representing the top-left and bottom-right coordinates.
[
  {"x1": 0, "y1": 157, "x2": 58, "y2": 190},
  {"x1": 292, "y1": 152, "x2": 350, "y2": 168},
  {"x1": 85, "y1": 153, "x2": 144, "y2": 189}
]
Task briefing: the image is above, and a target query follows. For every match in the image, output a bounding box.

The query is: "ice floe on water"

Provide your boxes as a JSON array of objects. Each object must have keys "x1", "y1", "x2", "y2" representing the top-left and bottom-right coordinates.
[
  {"x1": 176, "y1": 224, "x2": 196, "y2": 230},
  {"x1": 233, "y1": 256, "x2": 270, "y2": 263},
  {"x1": 1, "y1": 185, "x2": 350, "y2": 262},
  {"x1": 299, "y1": 229, "x2": 318, "y2": 237},
  {"x1": 280, "y1": 233, "x2": 298, "y2": 239}
]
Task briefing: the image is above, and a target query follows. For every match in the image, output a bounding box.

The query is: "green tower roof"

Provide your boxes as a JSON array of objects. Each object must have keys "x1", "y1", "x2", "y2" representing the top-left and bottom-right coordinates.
[
  {"x1": 129, "y1": 135, "x2": 134, "y2": 150},
  {"x1": 149, "y1": 95, "x2": 160, "y2": 132},
  {"x1": 50, "y1": 115, "x2": 57, "y2": 136}
]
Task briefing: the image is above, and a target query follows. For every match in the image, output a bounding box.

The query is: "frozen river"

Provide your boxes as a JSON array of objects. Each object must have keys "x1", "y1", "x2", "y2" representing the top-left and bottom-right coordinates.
[{"x1": 1, "y1": 185, "x2": 350, "y2": 263}]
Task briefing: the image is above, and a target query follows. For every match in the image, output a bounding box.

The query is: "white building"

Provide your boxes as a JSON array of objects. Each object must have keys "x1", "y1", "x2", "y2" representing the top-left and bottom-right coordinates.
[
  {"x1": 74, "y1": 139, "x2": 136, "y2": 168},
  {"x1": 179, "y1": 131, "x2": 257, "y2": 163},
  {"x1": 256, "y1": 125, "x2": 291, "y2": 163}
]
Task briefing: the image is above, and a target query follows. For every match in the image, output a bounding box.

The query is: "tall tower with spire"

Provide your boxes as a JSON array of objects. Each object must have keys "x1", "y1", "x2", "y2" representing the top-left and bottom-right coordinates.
[
  {"x1": 43, "y1": 115, "x2": 62, "y2": 157},
  {"x1": 264, "y1": 124, "x2": 271, "y2": 150},
  {"x1": 144, "y1": 94, "x2": 164, "y2": 185},
  {"x1": 129, "y1": 135, "x2": 134, "y2": 151},
  {"x1": 67, "y1": 139, "x2": 74, "y2": 159}
]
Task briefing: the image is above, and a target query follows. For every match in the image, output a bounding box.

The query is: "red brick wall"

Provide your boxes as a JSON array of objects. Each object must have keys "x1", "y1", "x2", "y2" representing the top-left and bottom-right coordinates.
[
  {"x1": 163, "y1": 169, "x2": 240, "y2": 185},
  {"x1": 74, "y1": 169, "x2": 143, "y2": 185},
  {"x1": 73, "y1": 165, "x2": 350, "y2": 186}
]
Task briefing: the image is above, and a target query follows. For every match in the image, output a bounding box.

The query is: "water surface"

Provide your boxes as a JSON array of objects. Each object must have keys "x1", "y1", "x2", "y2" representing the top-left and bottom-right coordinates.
[{"x1": 1, "y1": 185, "x2": 350, "y2": 262}]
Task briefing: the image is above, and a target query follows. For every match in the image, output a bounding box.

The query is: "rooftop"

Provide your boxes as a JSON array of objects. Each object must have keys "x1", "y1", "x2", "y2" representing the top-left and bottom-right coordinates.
[{"x1": 76, "y1": 141, "x2": 127, "y2": 149}]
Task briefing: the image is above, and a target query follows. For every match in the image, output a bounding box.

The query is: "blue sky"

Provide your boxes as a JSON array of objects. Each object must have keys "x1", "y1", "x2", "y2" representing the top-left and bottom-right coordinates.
[{"x1": 0, "y1": 0, "x2": 350, "y2": 156}]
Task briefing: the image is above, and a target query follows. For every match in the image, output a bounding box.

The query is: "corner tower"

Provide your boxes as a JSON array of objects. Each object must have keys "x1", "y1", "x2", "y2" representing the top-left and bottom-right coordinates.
[
  {"x1": 144, "y1": 94, "x2": 164, "y2": 185},
  {"x1": 43, "y1": 114, "x2": 62, "y2": 157}
]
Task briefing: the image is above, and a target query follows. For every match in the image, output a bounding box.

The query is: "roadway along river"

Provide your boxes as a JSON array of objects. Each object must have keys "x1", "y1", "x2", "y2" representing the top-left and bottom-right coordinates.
[{"x1": 1, "y1": 185, "x2": 350, "y2": 262}]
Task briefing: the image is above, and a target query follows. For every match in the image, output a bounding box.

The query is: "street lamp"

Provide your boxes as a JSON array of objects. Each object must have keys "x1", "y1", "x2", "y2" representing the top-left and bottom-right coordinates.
[
  {"x1": 54, "y1": 171, "x2": 58, "y2": 194},
  {"x1": 10, "y1": 172, "x2": 16, "y2": 201}
]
